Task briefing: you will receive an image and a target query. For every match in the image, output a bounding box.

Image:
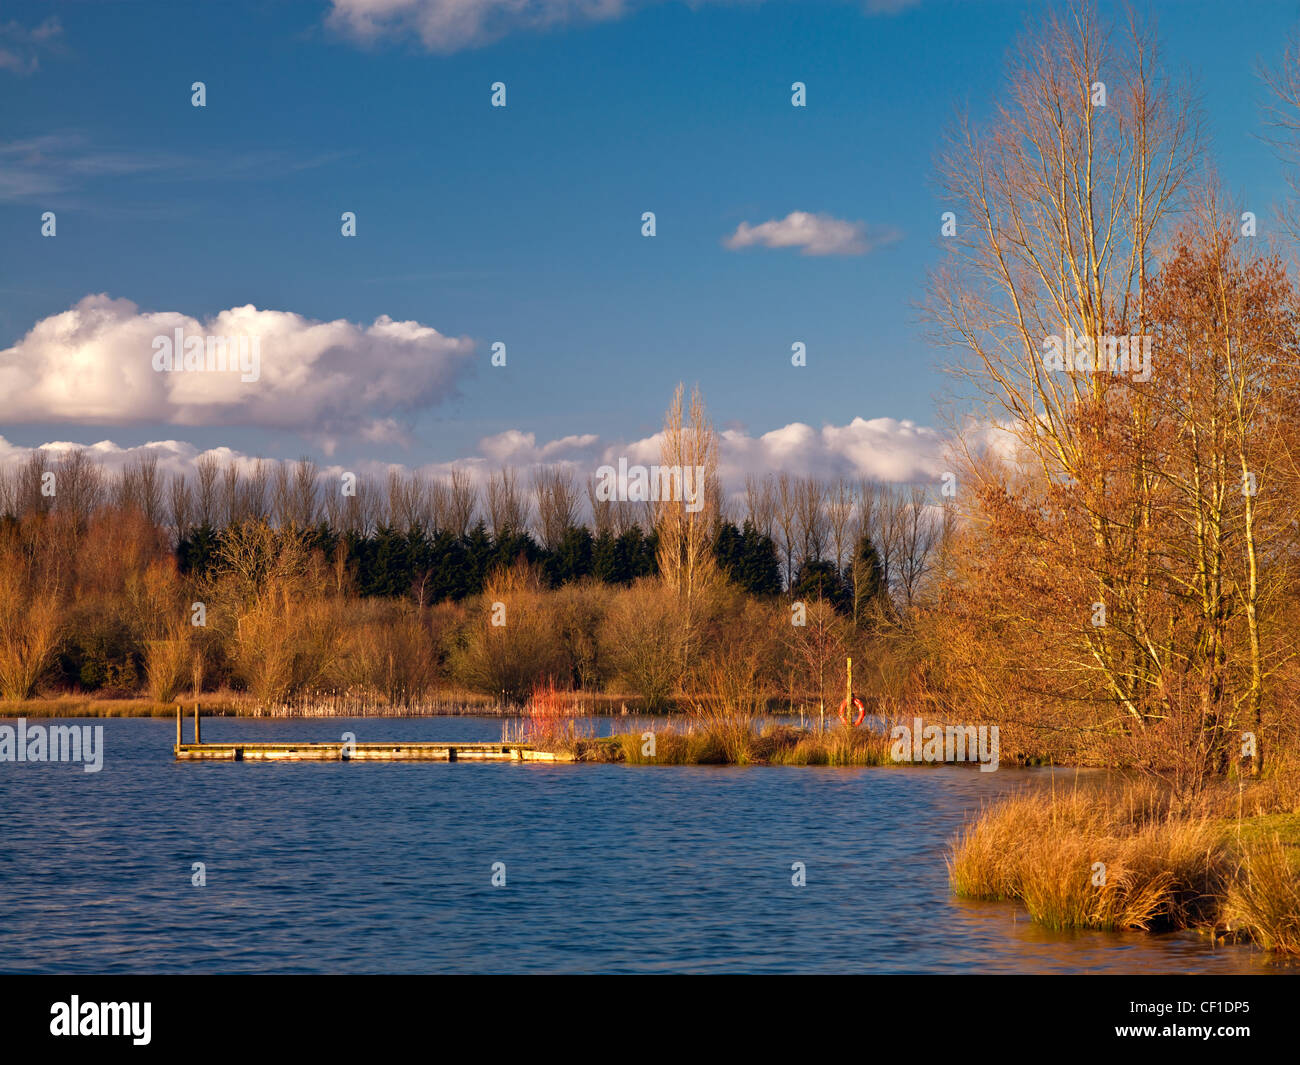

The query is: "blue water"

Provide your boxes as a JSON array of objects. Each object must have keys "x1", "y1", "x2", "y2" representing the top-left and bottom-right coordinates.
[{"x1": 0, "y1": 716, "x2": 1280, "y2": 973}]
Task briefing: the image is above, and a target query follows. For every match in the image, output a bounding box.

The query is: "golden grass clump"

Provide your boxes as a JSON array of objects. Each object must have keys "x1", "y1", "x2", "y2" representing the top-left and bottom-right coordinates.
[
  {"x1": 950, "y1": 779, "x2": 1300, "y2": 951},
  {"x1": 1222, "y1": 839, "x2": 1300, "y2": 953}
]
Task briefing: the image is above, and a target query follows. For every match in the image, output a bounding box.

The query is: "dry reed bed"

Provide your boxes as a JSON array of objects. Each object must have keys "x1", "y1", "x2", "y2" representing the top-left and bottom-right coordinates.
[
  {"x1": 514, "y1": 710, "x2": 955, "y2": 767},
  {"x1": 949, "y1": 779, "x2": 1300, "y2": 955}
]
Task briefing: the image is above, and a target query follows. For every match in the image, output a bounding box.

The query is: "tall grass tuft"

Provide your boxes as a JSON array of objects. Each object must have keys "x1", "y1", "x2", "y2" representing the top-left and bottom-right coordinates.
[
  {"x1": 950, "y1": 780, "x2": 1300, "y2": 948},
  {"x1": 1223, "y1": 838, "x2": 1300, "y2": 953}
]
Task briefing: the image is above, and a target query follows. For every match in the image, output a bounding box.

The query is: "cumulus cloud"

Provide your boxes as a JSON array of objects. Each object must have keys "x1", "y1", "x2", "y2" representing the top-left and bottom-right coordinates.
[
  {"x1": 0, "y1": 295, "x2": 475, "y2": 445},
  {"x1": 723, "y1": 211, "x2": 901, "y2": 256},
  {"x1": 479, "y1": 429, "x2": 602, "y2": 464},
  {"x1": 717, "y1": 417, "x2": 949, "y2": 485}
]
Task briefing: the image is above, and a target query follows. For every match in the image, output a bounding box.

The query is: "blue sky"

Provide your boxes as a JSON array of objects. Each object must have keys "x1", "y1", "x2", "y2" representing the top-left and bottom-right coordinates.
[{"x1": 1, "y1": 0, "x2": 1297, "y2": 486}]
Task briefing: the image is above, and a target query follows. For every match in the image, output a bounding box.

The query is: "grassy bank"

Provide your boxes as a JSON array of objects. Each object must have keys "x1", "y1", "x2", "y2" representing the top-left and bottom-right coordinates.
[
  {"x1": 949, "y1": 778, "x2": 1300, "y2": 956},
  {"x1": 575, "y1": 723, "x2": 896, "y2": 766},
  {"x1": 515, "y1": 716, "x2": 985, "y2": 767}
]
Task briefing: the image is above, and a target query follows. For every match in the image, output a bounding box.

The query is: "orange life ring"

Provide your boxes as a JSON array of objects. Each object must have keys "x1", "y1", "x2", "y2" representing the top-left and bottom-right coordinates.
[{"x1": 839, "y1": 695, "x2": 866, "y2": 728}]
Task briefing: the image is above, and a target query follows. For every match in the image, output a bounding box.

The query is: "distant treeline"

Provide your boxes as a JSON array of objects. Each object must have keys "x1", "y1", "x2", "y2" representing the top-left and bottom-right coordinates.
[
  {"x1": 176, "y1": 518, "x2": 789, "y2": 601},
  {"x1": 0, "y1": 429, "x2": 921, "y2": 716},
  {"x1": 1, "y1": 447, "x2": 910, "y2": 613},
  {"x1": 171, "y1": 518, "x2": 888, "y2": 608}
]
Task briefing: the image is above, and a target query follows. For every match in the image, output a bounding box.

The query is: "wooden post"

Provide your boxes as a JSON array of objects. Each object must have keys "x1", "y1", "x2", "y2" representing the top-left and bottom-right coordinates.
[
  {"x1": 194, "y1": 703, "x2": 200, "y2": 744},
  {"x1": 846, "y1": 657, "x2": 853, "y2": 727},
  {"x1": 176, "y1": 705, "x2": 182, "y2": 748}
]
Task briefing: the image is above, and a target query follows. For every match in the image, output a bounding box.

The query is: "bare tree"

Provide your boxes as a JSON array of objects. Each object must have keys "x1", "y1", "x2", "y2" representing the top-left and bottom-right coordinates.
[
  {"x1": 656, "y1": 383, "x2": 720, "y2": 603},
  {"x1": 290, "y1": 458, "x2": 320, "y2": 528},
  {"x1": 445, "y1": 469, "x2": 477, "y2": 536},
  {"x1": 243, "y1": 459, "x2": 269, "y2": 522},
  {"x1": 825, "y1": 479, "x2": 855, "y2": 575},
  {"x1": 533, "y1": 467, "x2": 579, "y2": 549},
  {"x1": 169, "y1": 474, "x2": 194, "y2": 542},
  {"x1": 55, "y1": 449, "x2": 103, "y2": 526},
  {"x1": 17, "y1": 452, "x2": 50, "y2": 516},
  {"x1": 774, "y1": 473, "x2": 799, "y2": 589},
  {"x1": 896, "y1": 487, "x2": 941, "y2": 611},
  {"x1": 744, "y1": 473, "x2": 776, "y2": 539},
  {"x1": 337, "y1": 475, "x2": 382, "y2": 536},
  {"x1": 196, "y1": 454, "x2": 220, "y2": 527},
  {"x1": 387, "y1": 470, "x2": 430, "y2": 531},
  {"x1": 220, "y1": 463, "x2": 242, "y2": 526},
  {"x1": 427, "y1": 476, "x2": 450, "y2": 533},
  {"x1": 118, "y1": 453, "x2": 164, "y2": 526},
  {"x1": 272, "y1": 461, "x2": 293, "y2": 528},
  {"x1": 851, "y1": 480, "x2": 884, "y2": 623},
  {"x1": 871, "y1": 484, "x2": 905, "y2": 606},
  {"x1": 587, "y1": 473, "x2": 614, "y2": 535},
  {"x1": 486, "y1": 467, "x2": 530, "y2": 537},
  {"x1": 796, "y1": 477, "x2": 828, "y2": 566}
]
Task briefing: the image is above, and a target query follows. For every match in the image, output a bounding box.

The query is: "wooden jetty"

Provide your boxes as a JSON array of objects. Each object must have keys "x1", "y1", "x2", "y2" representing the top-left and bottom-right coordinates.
[{"x1": 172, "y1": 705, "x2": 572, "y2": 762}]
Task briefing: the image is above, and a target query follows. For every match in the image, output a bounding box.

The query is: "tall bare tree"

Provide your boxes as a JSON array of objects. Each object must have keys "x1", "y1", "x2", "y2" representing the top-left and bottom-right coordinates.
[
  {"x1": 195, "y1": 454, "x2": 220, "y2": 527},
  {"x1": 744, "y1": 473, "x2": 776, "y2": 539},
  {"x1": 928, "y1": 3, "x2": 1203, "y2": 753},
  {"x1": 486, "y1": 467, "x2": 530, "y2": 537},
  {"x1": 169, "y1": 474, "x2": 194, "y2": 542},
  {"x1": 773, "y1": 473, "x2": 799, "y2": 589},
  {"x1": 826, "y1": 479, "x2": 855, "y2": 575},
  {"x1": 55, "y1": 449, "x2": 103, "y2": 527},
  {"x1": 533, "y1": 467, "x2": 579, "y2": 549},
  {"x1": 795, "y1": 477, "x2": 828, "y2": 567},
  {"x1": 444, "y1": 469, "x2": 477, "y2": 536},
  {"x1": 655, "y1": 383, "x2": 720, "y2": 604}
]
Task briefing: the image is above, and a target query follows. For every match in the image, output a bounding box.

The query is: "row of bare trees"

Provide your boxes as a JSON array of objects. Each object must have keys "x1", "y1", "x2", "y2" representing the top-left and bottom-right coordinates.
[
  {"x1": 744, "y1": 473, "x2": 948, "y2": 607},
  {"x1": 3, "y1": 451, "x2": 948, "y2": 613}
]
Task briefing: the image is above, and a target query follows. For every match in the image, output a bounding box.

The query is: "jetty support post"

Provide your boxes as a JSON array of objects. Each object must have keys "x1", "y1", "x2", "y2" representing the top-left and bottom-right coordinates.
[
  {"x1": 176, "y1": 704, "x2": 181, "y2": 748},
  {"x1": 194, "y1": 703, "x2": 201, "y2": 744}
]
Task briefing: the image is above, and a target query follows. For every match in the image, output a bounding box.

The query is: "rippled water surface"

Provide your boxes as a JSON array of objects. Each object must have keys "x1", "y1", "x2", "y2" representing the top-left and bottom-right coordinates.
[{"x1": 0, "y1": 716, "x2": 1278, "y2": 973}]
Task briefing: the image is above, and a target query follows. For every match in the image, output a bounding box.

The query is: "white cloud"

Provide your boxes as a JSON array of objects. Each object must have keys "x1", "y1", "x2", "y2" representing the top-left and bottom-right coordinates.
[
  {"x1": 479, "y1": 429, "x2": 601, "y2": 464},
  {"x1": 0, "y1": 135, "x2": 345, "y2": 205},
  {"x1": 723, "y1": 211, "x2": 901, "y2": 256},
  {"x1": 326, "y1": 0, "x2": 917, "y2": 53},
  {"x1": 718, "y1": 417, "x2": 948, "y2": 485},
  {"x1": 0, "y1": 295, "x2": 475, "y2": 444},
  {"x1": 0, "y1": 415, "x2": 953, "y2": 509},
  {"x1": 327, "y1": 0, "x2": 631, "y2": 53},
  {"x1": 0, "y1": 16, "x2": 61, "y2": 75}
]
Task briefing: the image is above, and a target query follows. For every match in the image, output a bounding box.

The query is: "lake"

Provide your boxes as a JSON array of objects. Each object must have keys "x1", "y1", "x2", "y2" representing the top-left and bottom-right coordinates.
[{"x1": 0, "y1": 716, "x2": 1279, "y2": 973}]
